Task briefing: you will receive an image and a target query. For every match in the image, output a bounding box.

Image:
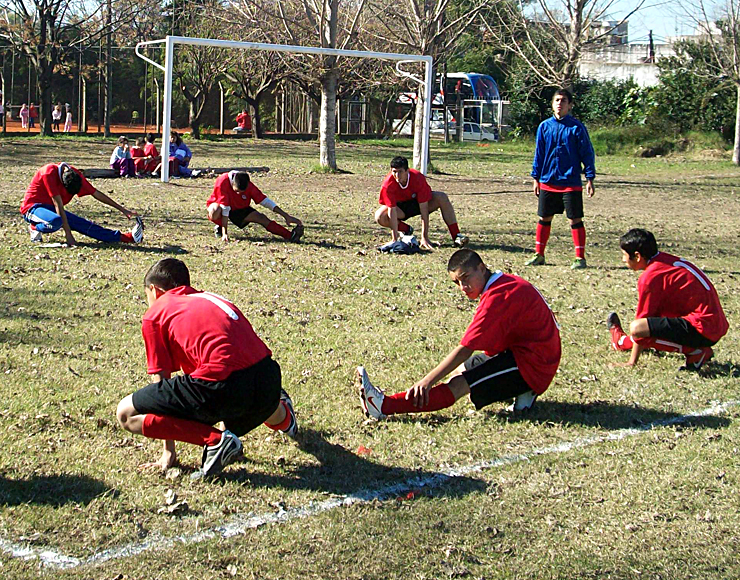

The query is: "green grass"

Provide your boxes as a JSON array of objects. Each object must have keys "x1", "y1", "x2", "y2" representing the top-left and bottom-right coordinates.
[{"x1": 0, "y1": 136, "x2": 739, "y2": 578}]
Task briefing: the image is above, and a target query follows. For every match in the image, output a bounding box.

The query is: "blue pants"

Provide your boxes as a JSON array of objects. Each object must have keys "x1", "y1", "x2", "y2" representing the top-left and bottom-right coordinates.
[{"x1": 24, "y1": 204, "x2": 122, "y2": 243}]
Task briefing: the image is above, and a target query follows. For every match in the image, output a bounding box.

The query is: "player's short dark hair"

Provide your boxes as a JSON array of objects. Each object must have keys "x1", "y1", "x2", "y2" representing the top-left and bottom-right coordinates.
[
  {"x1": 233, "y1": 172, "x2": 250, "y2": 191},
  {"x1": 553, "y1": 88, "x2": 573, "y2": 103},
  {"x1": 447, "y1": 249, "x2": 487, "y2": 273},
  {"x1": 146, "y1": 132, "x2": 155, "y2": 143},
  {"x1": 620, "y1": 228, "x2": 658, "y2": 259},
  {"x1": 390, "y1": 156, "x2": 409, "y2": 170},
  {"x1": 61, "y1": 167, "x2": 82, "y2": 196},
  {"x1": 144, "y1": 259, "x2": 190, "y2": 290}
]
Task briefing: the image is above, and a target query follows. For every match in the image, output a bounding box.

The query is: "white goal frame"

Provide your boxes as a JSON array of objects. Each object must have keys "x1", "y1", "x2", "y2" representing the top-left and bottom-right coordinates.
[{"x1": 135, "y1": 36, "x2": 434, "y2": 183}]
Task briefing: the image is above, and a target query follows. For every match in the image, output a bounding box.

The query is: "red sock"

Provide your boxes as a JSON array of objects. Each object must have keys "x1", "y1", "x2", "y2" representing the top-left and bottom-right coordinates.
[
  {"x1": 535, "y1": 221, "x2": 551, "y2": 255},
  {"x1": 571, "y1": 223, "x2": 586, "y2": 258},
  {"x1": 610, "y1": 326, "x2": 633, "y2": 351},
  {"x1": 381, "y1": 383, "x2": 456, "y2": 415},
  {"x1": 120, "y1": 232, "x2": 134, "y2": 243},
  {"x1": 265, "y1": 400, "x2": 291, "y2": 431},
  {"x1": 142, "y1": 414, "x2": 222, "y2": 446},
  {"x1": 397, "y1": 221, "x2": 410, "y2": 234},
  {"x1": 267, "y1": 220, "x2": 291, "y2": 239},
  {"x1": 448, "y1": 222, "x2": 460, "y2": 240}
]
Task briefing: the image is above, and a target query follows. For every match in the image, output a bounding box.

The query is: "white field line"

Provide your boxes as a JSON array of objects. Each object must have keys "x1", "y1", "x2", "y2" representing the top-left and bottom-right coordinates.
[{"x1": 1, "y1": 399, "x2": 737, "y2": 571}]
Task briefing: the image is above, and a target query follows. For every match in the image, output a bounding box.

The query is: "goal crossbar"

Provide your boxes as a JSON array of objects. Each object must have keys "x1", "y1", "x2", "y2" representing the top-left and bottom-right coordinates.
[{"x1": 135, "y1": 36, "x2": 434, "y2": 182}]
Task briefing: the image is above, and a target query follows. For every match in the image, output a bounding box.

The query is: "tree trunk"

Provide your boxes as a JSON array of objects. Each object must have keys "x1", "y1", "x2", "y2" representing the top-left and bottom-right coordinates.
[
  {"x1": 246, "y1": 97, "x2": 262, "y2": 139},
  {"x1": 189, "y1": 100, "x2": 201, "y2": 139},
  {"x1": 734, "y1": 84, "x2": 740, "y2": 165},
  {"x1": 38, "y1": 61, "x2": 54, "y2": 136},
  {"x1": 412, "y1": 88, "x2": 425, "y2": 170},
  {"x1": 319, "y1": 72, "x2": 338, "y2": 170}
]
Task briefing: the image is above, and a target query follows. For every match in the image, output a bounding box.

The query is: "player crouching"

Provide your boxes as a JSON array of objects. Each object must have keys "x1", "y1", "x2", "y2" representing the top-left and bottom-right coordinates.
[
  {"x1": 358, "y1": 249, "x2": 561, "y2": 420},
  {"x1": 116, "y1": 259, "x2": 298, "y2": 478},
  {"x1": 206, "y1": 171, "x2": 303, "y2": 243}
]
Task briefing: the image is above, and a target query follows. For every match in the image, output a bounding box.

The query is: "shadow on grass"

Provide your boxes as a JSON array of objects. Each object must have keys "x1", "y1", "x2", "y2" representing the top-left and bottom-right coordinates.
[
  {"x1": 0, "y1": 473, "x2": 118, "y2": 506},
  {"x1": 67, "y1": 242, "x2": 189, "y2": 255},
  {"x1": 491, "y1": 400, "x2": 733, "y2": 431},
  {"x1": 223, "y1": 427, "x2": 486, "y2": 497}
]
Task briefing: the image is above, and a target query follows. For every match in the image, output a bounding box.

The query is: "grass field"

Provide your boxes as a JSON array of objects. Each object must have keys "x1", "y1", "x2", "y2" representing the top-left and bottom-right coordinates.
[{"x1": 1, "y1": 135, "x2": 739, "y2": 579}]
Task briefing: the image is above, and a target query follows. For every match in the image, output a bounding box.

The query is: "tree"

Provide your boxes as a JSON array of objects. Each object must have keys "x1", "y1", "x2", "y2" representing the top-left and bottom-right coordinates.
[
  {"x1": 679, "y1": 0, "x2": 740, "y2": 163},
  {"x1": 481, "y1": 0, "x2": 644, "y2": 90}
]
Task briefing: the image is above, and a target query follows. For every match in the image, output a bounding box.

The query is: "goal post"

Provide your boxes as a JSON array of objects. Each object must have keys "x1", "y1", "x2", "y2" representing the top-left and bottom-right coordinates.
[{"x1": 135, "y1": 36, "x2": 434, "y2": 183}]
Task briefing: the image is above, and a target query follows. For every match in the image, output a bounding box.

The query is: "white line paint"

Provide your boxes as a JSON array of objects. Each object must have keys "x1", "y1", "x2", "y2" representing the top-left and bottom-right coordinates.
[{"x1": 2, "y1": 399, "x2": 737, "y2": 570}]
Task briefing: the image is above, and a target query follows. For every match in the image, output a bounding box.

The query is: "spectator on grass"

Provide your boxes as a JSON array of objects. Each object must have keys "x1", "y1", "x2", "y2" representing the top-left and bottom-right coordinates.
[
  {"x1": 607, "y1": 228, "x2": 728, "y2": 371},
  {"x1": 20, "y1": 162, "x2": 144, "y2": 246},
  {"x1": 52, "y1": 104, "x2": 62, "y2": 131},
  {"x1": 233, "y1": 109, "x2": 252, "y2": 133},
  {"x1": 19, "y1": 103, "x2": 29, "y2": 129},
  {"x1": 144, "y1": 132, "x2": 162, "y2": 175},
  {"x1": 28, "y1": 103, "x2": 38, "y2": 128},
  {"x1": 358, "y1": 249, "x2": 561, "y2": 420},
  {"x1": 131, "y1": 137, "x2": 158, "y2": 176},
  {"x1": 168, "y1": 131, "x2": 200, "y2": 177},
  {"x1": 110, "y1": 136, "x2": 136, "y2": 177},
  {"x1": 116, "y1": 258, "x2": 298, "y2": 476},
  {"x1": 374, "y1": 155, "x2": 469, "y2": 250},
  {"x1": 206, "y1": 171, "x2": 303, "y2": 243},
  {"x1": 526, "y1": 88, "x2": 596, "y2": 270}
]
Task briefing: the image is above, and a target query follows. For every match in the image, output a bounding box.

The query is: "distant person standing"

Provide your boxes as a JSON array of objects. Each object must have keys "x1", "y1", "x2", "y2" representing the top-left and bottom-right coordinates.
[
  {"x1": 28, "y1": 103, "x2": 38, "y2": 128},
  {"x1": 20, "y1": 104, "x2": 29, "y2": 129},
  {"x1": 52, "y1": 104, "x2": 63, "y2": 131},
  {"x1": 64, "y1": 104, "x2": 72, "y2": 133},
  {"x1": 526, "y1": 89, "x2": 595, "y2": 270}
]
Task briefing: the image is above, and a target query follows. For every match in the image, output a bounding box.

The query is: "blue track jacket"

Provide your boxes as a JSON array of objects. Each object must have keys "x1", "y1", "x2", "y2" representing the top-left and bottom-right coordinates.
[{"x1": 531, "y1": 115, "x2": 595, "y2": 188}]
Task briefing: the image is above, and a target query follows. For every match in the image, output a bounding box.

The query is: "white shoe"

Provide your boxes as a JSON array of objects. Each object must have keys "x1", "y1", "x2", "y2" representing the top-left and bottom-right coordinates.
[
  {"x1": 131, "y1": 217, "x2": 144, "y2": 243},
  {"x1": 509, "y1": 390, "x2": 538, "y2": 412},
  {"x1": 357, "y1": 366, "x2": 386, "y2": 420},
  {"x1": 29, "y1": 225, "x2": 43, "y2": 243},
  {"x1": 191, "y1": 169, "x2": 202, "y2": 178},
  {"x1": 454, "y1": 233, "x2": 469, "y2": 248}
]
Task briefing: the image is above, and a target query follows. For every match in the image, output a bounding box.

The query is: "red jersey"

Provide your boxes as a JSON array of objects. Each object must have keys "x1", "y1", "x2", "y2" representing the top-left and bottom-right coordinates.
[
  {"x1": 461, "y1": 272, "x2": 561, "y2": 394},
  {"x1": 206, "y1": 172, "x2": 266, "y2": 211},
  {"x1": 236, "y1": 112, "x2": 252, "y2": 130},
  {"x1": 636, "y1": 252, "x2": 728, "y2": 342},
  {"x1": 20, "y1": 163, "x2": 95, "y2": 214},
  {"x1": 142, "y1": 286, "x2": 271, "y2": 382},
  {"x1": 144, "y1": 142, "x2": 159, "y2": 159},
  {"x1": 379, "y1": 168, "x2": 432, "y2": 207}
]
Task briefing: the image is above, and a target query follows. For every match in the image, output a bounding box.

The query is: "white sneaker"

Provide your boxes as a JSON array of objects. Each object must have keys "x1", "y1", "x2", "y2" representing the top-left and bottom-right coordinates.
[
  {"x1": 509, "y1": 390, "x2": 538, "y2": 412},
  {"x1": 131, "y1": 217, "x2": 144, "y2": 243},
  {"x1": 29, "y1": 225, "x2": 43, "y2": 243},
  {"x1": 357, "y1": 366, "x2": 386, "y2": 420},
  {"x1": 454, "y1": 233, "x2": 469, "y2": 248}
]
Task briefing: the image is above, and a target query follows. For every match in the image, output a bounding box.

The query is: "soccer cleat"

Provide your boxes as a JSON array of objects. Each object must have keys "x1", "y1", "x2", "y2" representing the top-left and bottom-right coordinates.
[
  {"x1": 199, "y1": 430, "x2": 243, "y2": 477},
  {"x1": 279, "y1": 389, "x2": 298, "y2": 438},
  {"x1": 463, "y1": 353, "x2": 490, "y2": 371},
  {"x1": 454, "y1": 233, "x2": 469, "y2": 248},
  {"x1": 682, "y1": 347, "x2": 713, "y2": 371},
  {"x1": 290, "y1": 223, "x2": 304, "y2": 243},
  {"x1": 571, "y1": 258, "x2": 587, "y2": 270},
  {"x1": 214, "y1": 225, "x2": 222, "y2": 238},
  {"x1": 525, "y1": 253, "x2": 545, "y2": 266},
  {"x1": 131, "y1": 216, "x2": 145, "y2": 243},
  {"x1": 606, "y1": 312, "x2": 626, "y2": 350},
  {"x1": 357, "y1": 366, "x2": 386, "y2": 420},
  {"x1": 509, "y1": 390, "x2": 538, "y2": 412},
  {"x1": 29, "y1": 225, "x2": 43, "y2": 243},
  {"x1": 606, "y1": 312, "x2": 621, "y2": 330}
]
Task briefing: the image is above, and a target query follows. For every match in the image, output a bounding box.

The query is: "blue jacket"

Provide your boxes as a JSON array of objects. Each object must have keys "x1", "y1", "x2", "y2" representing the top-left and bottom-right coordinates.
[{"x1": 531, "y1": 115, "x2": 595, "y2": 187}]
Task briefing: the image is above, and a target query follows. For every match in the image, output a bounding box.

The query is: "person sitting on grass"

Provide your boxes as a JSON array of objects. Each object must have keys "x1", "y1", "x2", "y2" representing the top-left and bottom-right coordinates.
[
  {"x1": 116, "y1": 258, "x2": 298, "y2": 477},
  {"x1": 144, "y1": 132, "x2": 162, "y2": 175},
  {"x1": 206, "y1": 170, "x2": 304, "y2": 243},
  {"x1": 358, "y1": 248, "x2": 561, "y2": 420},
  {"x1": 131, "y1": 136, "x2": 158, "y2": 176},
  {"x1": 168, "y1": 131, "x2": 201, "y2": 178},
  {"x1": 374, "y1": 155, "x2": 469, "y2": 250},
  {"x1": 110, "y1": 136, "x2": 136, "y2": 177},
  {"x1": 20, "y1": 162, "x2": 144, "y2": 247},
  {"x1": 607, "y1": 228, "x2": 728, "y2": 371}
]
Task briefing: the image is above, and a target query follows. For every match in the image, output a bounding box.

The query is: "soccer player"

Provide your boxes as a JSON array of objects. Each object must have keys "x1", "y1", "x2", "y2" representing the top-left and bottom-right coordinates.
[
  {"x1": 358, "y1": 249, "x2": 561, "y2": 420},
  {"x1": 20, "y1": 162, "x2": 144, "y2": 246},
  {"x1": 374, "y1": 156, "x2": 468, "y2": 250},
  {"x1": 607, "y1": 228, "x2": 728, "y2": 370},
  {"x1": 526, "y1": 89, "x2": 595, "y2": 269},
  {"x1": 206, "y1": 171, "x2": 304, "y2": 243},
  {"x1": 116, "y1": 258, "x2": 298, "y2": 477}
]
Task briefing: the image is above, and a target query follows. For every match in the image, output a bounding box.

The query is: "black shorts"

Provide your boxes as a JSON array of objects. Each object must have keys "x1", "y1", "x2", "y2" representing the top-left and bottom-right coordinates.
[
  {"x1": 647, "y1": 317, "x2": 716, "y2": 348},
  {"x1": 461, "y1": 350, "x2": 532, "y2": 410},
  {"x1": 396, "y1": 199, "x2": 421, "y2": 219},
  {"x1": 131, "y1": 356, "x2": 281, "y2": 437},
  {"x1": 229, "y1": 206, "x2": 256, "y2": 228},
  {"x1": 538, "y1": 189, "x2": 584, "y2": 220}
]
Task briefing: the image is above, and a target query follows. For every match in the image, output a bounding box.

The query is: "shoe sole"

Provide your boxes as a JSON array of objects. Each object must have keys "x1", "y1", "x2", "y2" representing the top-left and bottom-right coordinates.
[
  {"x1": 201, "y1": 434, "x2": 243, "y2": 477},
  {"x1": 280, "y1": 389, "x2": 298, "y2": 438},
  {"x1": 357, "y1": 366, "x2": 385, "y2": 420}
]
